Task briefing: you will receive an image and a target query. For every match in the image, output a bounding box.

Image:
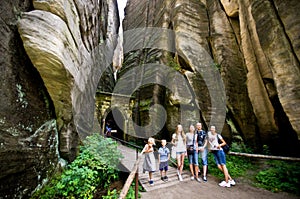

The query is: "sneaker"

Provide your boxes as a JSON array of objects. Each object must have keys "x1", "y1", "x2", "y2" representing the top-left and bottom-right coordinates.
[
  {"x1": 178, "y1": 174, "x2": 183, "y2": 181},
  {"x1": 196, "y1": 178, "x2": 201, "y2": 183},
  {"x1": 219, "y1": 181, "x2": 230, "y2": 188},
  {"x1": 229, "y1": 179, "x2": 236, "y2": 186},
  {"x1": 164, "y1": 176, "x2": 168, "y2": 181},
  {"x1": 149, "y1": 180, "x2": 154, "y2": 186},
  {"x1": 203, "y1": 176, "x2": 207, "y2": 182},
  {"x1": 161, "y1": 177, "x2": 164, "y2": 181},
  {"x1": 190, "y1": 176, "x2": 195, "y2": 180}
]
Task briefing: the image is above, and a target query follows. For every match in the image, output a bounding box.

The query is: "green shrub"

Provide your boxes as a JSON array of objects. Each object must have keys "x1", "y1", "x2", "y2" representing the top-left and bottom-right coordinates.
[
  {"x1": 102, "y1": 182, "x2": 141, "y2": 199},
  {"x1": 255, "y1": 160, "x2": 300, "y2": 195},
  {"x1": 31, "y1": 134, "x2": 123, "y2": 199}
]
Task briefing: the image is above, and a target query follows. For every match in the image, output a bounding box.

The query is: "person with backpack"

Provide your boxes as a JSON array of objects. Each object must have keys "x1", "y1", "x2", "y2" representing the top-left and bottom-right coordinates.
[
  {"x1": 195, "y1": 122, "x2": 208, "y2": 182},
  {"x1": 207, "y1": 125, "x2": 235, "y2": 188},
  {"x1": 186, "y1": 124, "x2": 201, "y2": 182}
]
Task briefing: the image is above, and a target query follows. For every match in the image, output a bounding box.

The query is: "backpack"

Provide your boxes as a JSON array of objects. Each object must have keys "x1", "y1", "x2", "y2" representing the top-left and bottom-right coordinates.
[
  {"x1": 196, "y1": 130, "x2": 206, "y2": 146},
  {"x1": 217, "y1": 134, "x2": 230, "y2": 153}
]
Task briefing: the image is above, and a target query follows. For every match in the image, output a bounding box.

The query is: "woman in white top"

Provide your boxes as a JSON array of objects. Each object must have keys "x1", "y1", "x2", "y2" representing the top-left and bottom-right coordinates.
[
  {"x1": 207, "y1": 125, "x2": 235, "y2": 187},
  {"x1": 171, "y1": 124, "x2": 186, "y2": 181}
]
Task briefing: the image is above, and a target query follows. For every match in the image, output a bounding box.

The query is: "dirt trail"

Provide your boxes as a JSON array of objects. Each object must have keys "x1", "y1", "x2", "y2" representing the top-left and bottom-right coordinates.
[{"x1": 139, "y1": 174, "x2": 299, "y2": 199}]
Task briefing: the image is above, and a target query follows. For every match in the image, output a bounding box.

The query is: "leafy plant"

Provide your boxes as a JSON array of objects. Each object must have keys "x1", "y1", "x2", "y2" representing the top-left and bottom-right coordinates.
[
  {"x1": 102, "y1": 182, "x2": 141, "y2": 199},
  {"x1": 31, "y1": 134, "x2": 123, "y2": 199},
  {"x1": 167, "y1": 55, "x2": 181, "y2": 71},
  {"x1": 255, "y1": 160, "x2": 300, "y2": 195}
]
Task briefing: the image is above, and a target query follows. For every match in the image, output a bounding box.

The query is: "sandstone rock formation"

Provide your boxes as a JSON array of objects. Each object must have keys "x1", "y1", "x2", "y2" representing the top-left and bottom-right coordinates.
[
  {"x1": 121, "y1": 0, "x2": 300, "y2": 155},
  {"x1": 1, "y1": 0, "x2": 119, "y2": 198},
  {"x1": 1, "y1": 0, "x2": 300, "y2": 197}
]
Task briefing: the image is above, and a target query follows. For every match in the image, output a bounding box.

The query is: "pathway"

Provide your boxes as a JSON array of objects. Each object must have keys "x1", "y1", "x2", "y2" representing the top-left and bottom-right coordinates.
[{"x1": 117, "y1": 143, "x2": 300, "y2": 199}]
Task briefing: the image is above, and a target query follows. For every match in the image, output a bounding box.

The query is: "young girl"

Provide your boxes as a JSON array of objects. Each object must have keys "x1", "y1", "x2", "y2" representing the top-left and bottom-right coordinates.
[
  {"x1": 207, "y1": 125, "x2": 235, "y2": 187},
  {"x1": 171, "y1": 124, "x2": 186, "y2": 181},
  {"x1": 141, "y1": 137, "x2": 156, "y2": 185}
]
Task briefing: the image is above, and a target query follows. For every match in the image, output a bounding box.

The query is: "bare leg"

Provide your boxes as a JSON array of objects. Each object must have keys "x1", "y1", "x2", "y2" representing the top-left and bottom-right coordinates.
[
  {"x1": 217, "y1": 164, "x2": 223, "y2": 172},
  {"x1": 203, "y1": 165, "x2": 207, "y2": 177},
  {"x1": 220, "y1": 165, "x2": 229, "y2": 182},
  {"x1": 189, "y1": 164, "x2": 194, "y2": 176},
  {"x1": 149, "y1": 172, "x2": 153, "y2": 180},
  {"x1": 180, "y1": 154, "x2": 185, "y2": 174},
  {"x1": 194, "y1": 165, "x2": 199, "y2": 178},
  {"x1": 177, "y1": 155, "x2": 181, "y2": 174}
]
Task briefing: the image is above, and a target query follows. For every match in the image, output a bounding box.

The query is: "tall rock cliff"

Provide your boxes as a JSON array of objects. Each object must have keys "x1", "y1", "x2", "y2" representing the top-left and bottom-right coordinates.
[
  {"x1": 121, "y1": 0, "x2": 300, "y2": 155},
  {"x1": 1, "y1": 0, "x2": 300, "y2": 197},
  {"x1": 0, "y1": 0, "x2": 119, "y2": 198}
]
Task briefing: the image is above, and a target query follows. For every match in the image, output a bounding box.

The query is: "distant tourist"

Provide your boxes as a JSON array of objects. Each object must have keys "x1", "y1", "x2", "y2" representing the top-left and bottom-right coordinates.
[
  {"x1": 195, "y1": 122, "x2": 208, "y2": 182},
  {"x1": 207, "y1": 126, "x2": 236, "y2": 187},
  {"x1": 141, "y1": 137, "x2": 156, "y2": 186},
  {"x1": 186, "y1": 124, "x2": 201, "y2": 182},
  {"x1": 105, "y1": 121, "x2": 111, "y2": 137},
  {"x1": 171, "y1": 124, "x2": 186, "y2": 181},
  {"x1": 158, "y1": 139, "x2": 170, "y2": 182}
]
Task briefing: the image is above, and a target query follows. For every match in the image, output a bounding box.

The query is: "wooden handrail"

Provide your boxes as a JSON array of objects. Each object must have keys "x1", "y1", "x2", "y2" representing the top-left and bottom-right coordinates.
[
  {"x1": 118, "y1": 154, "x2": 143, "y2": 199},
  {"x1": 228, "y1": 151, "x2": 300, "y2": 161}
]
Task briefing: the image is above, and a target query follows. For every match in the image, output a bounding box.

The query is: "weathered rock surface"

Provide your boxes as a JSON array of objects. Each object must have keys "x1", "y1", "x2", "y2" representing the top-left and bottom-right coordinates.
[
  {"x1": 122, "y1": 0, "x2": 300, "y2": 155},
  {"x1": 1, "y1": 0, "x2": 300, "y2": 197},
  {"x1": 0, "y1": 0, "x2": 59, "y2": 198},
  {"x1": 1, "y1": 0, "x2": 119, "y2": 197}
]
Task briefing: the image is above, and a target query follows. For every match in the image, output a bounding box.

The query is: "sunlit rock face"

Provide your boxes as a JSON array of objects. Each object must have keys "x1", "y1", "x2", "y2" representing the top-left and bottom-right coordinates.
[
  {"x1": 18, "y1": 0, "x2": 119, "y2": 159},
  {"x1": 0, "y1": 0, "x2": 119, "y2": 198},
  {"x1": 122, "y1": 0, "x2": 300, "y2": 155}
]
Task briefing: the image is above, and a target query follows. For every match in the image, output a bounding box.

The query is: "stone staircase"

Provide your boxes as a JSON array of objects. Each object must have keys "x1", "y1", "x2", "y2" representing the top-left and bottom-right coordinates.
[{"x1": 138, "y1": 156, "x2": 192, "y2": 192}]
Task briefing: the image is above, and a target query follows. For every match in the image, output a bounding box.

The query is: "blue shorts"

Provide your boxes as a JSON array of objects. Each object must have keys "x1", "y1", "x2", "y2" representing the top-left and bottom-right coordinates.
[
  {"x1": 188, "y1": 150, "x2": 199, "y2": 165},
  {"x1": 212, "y1": 150, "x2": 226, "y2": 165},
  {"x1": 176, "y1": 151, "x2": 186, "y2": 155},
  {"x1": 199, "y1": 148, "x2": 208, "y2": 166},
  {"x1": 159, "y1": 161, "x2": 169, "y2": 171}
]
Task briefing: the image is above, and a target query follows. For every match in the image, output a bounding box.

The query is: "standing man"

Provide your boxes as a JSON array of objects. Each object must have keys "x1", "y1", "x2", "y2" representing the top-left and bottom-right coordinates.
[{"x1": 195, "y1": 122, "x2": 208, "y2": 182}]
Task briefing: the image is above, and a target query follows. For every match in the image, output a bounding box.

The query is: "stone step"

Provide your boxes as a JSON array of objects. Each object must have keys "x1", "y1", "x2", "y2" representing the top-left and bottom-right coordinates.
[{"x1": 138, "y1": 162, "x2": 195, "y2": 192}]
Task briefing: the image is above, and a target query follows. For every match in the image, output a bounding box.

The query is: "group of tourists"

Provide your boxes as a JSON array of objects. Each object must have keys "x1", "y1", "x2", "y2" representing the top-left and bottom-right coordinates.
[{"x1": 141, "y1": 122, "x2": 236, "y2": 188}]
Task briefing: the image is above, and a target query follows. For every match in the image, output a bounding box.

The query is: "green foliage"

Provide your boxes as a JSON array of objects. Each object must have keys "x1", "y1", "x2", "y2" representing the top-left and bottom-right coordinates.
[
  {"x1": 212, "y1": 62, "x2": 221, "y2": 71},
  {"x1": 262, "y1": 145, "x2": 271, "y2": 155},
  {"x1": 102, "y1": 189, "x2": 118, "y2": 199},
  {"x1": 31, "y1": 134, "x2": 123, "y2": 199},
  {"x1": 125, "y1": 183, "x2": 141, "y2": 199},
  {"x1": 102, "y1": 182, "x2": 141, "y2": 199},
  {"x1": 255, "y1": 160, "x2": 300, "y2": 195},
  {"x1": 167, "y1": 55, "x2": 181, "y2": 71}
]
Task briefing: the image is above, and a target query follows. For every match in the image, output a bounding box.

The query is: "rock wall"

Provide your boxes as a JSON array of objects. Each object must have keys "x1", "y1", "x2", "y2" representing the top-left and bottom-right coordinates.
[
  {"x1": 122, "y1": 0, "x2": 300, "y2": 155},
  {"x1": 0, "y1": 1, "x2": 58, "y2": 198},
  {"x1": 1, "y1": 0, "x2": 299, "y2": 197},
  {"x1": 0, "y1": 0, "x2": 119, "y2": 198}
]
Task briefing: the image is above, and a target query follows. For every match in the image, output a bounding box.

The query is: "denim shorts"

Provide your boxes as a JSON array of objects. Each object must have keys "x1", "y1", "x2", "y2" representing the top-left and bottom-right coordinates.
[
  {"x1": 188, "y1": 150, "x2": 199, "y2": 165},
  {"x1": 159, "y1": 161, "x2": 169, "y2": 171},
  {"x1": 176, "y1": 151, "x2": 186, "y2": 155},
  {"x1": 212, "y1": 150, "x2": 226, "y2": 165},
  {"x1": 199, "y1": 148, "x2": 208, "y2": 166}
]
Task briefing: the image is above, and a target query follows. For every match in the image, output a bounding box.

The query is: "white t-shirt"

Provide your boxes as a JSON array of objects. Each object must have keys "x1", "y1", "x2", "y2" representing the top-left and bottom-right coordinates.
[
  {"x1": 207, "y1": 131, "x2": 223, "y2": 151},
  {"x1": 186, "y1": 132, "x2": 196, "y2": 147},
  {"x1": 172, "y1": 133, "x2": 186, "y2": 152}
]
